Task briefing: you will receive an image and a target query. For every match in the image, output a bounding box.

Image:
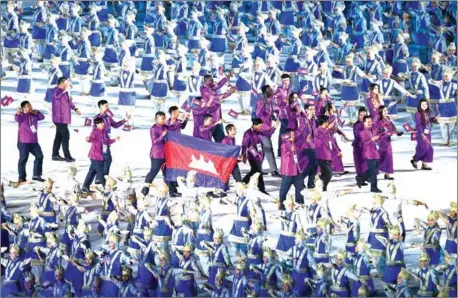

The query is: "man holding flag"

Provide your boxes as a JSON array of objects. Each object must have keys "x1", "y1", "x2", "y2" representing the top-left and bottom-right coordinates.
[{"x1": 142, "y1": 111, "x2": 179, "y2": 197}]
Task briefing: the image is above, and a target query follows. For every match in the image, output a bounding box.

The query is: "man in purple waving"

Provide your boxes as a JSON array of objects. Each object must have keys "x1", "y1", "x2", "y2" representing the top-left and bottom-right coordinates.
[
  {"x1": 15, "y1": 101, "x2": 45, "y2": 183},
  {"x1": 200, "y1": 74, "x2": 236, "y2": 142},
  {"x1": 51, "y1": 77, "x2": 81, "y2": 162}
]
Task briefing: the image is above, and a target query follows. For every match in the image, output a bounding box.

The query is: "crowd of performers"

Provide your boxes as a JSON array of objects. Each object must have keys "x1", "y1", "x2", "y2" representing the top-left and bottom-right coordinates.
[{"x1": 1, "y1": 0, "x2": 458, "y2": 297}]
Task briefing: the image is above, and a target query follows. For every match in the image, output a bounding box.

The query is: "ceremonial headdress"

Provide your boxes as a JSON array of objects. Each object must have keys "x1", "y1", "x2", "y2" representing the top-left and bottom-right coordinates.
[
  {"x1": 347, "y1": 204, "x2": 357, "y2": 218},
  {"x1": 390, "y1": 225, "x2": 401, "y2": 236},
  {"x1": 283, "y1": 274, "x2": 295, "y2": 287},
  {"x1": 358, "y1": 286, "x2": 369, "y2": 297},
  {"x1": 419, "y1": 251, "x2": 430, "y2": 263},
  {"x1": 345, "y1": 53, "x2": 355, "y2": 61},
  {"x1": 186, "y1": 170, "x2": 197, "y2": 184},
  {"x1": 159, "y1": 249, "x2": 170, "y2": 261},
  {"x1": 104, "y1": 176, "x2": 117, "y2": 188},
  {"x1": 10, "y1": 244, "x2": 20, "y2": 255},
  {"x1": 374, "y1": 194, "x2": 387, "y2": 205},
  {"x1": 263, "y1": 247, "x2": 273, "y2": 258},
  {"x1": 215, "y1": 6, "x2": 227, "y2": 16},
  {"x1": 317, "y1": 218, "x2": 331, "y2": 228},
  {"x1": 45, "y1": 232, "x2": 58, "y2": 244},
  {"x1": 450, "y1": 202, "x2": 457, "y2": 214},
  {"x1": 295, "y1": 230, "x2": 307, "y2": 241},
  {"x1": 357, "y1": 238, "x2": 368, "y2": 251},
  {"x1": 122, "y1": 266, "x2": 133, "y2": 276},
  {"x1": 23, "y1": 271, "x2": 35, "y2": 283},
  {"x1": 85, "y1": 249, "x2": 96, "y2": 260},
  {"x1": 411, "y1": 57, "x2": 422, "y2": 67},
  {"x1": 184, "y1": 241, "x2": 195, "y2": 252},
  {"x1": 44, "y1": 178, "x2": 54, "y2": 188},
  {"x1": 143, "y1": 227, "x2": 153, "y2": 238},
  {"x1": 19, "y1": 20, "x2": 30, "y2": 30},
  {"x1": 68, "y1": 164, "x2": 77, "y2": 177},
  {"x1": 108, "y1": 232, "x2": 121, "y2": 244},
  {"x1": 339, "y1": 32, "x2": 349, "y2": 41},
  {"x1": 398, "y1": 268, "x2": 410, "y2": 281},
  {"x1": 55, "y1": 265, "x2": 65, "y2": 275},
  {"x1": 308, "y1": 189, "x2": 322, "y2": 202},
  {"x1": 448, "y1": 43, "x2": 456, "y2": 50},
  {"x1": 285, "y1": 194, "x2": 295, "y2": 206},
  {"x1": 431, "y1": 51, "x2": 442, "y2": 59},
  {"x1": 336, "y1": 249, "x2": 347, "y2": 260},
  {"x1": 427, "y1": 210, "x2": 440, "y2": 221},
  {"x1": 214, "y1": 228, "x2": 224, "y2": 239},
  {"x1": 13, "y1": 213, "x2": 24, "y2": 224}
]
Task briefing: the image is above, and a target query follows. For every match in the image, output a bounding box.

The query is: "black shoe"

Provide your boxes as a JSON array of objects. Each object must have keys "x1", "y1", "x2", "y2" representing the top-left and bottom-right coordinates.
[
  {"x1": 271, "y1": 171, "x2": 281, "y2": 178},
  {"x1": 18, "y1": 178, "x2": 27, "y2": 183},
  {"x1": 307, "y1": 184, "x2": 316, "y2": 189},
  {"x1": 65, "y1": 157, "x2": 76, "y2": 163},
  {"x1": 384, "y1": 174, "x2": 394, "y2": 180},
  {"x1": 32, "y1": 176, "x2": 45, "y2": 182},
  {"x1": 410, "y1": 159, "x2": 418, "y2": 169},
  {"x1": 170, "y1": 193, "x2": 181, "y2": 198},
  {"x1": 356, "y1": 176, "x2": 363, "y2": 188},
  {"x1": 81, "y1": 188, "x2": 95, "y2": 194},
  {"x1": 260, "y1": 190, "x2": 269, "y2": 195},
  {"x1": 141, "y1": 187, "x2": 149, "y2": 196},
  {"x1": 371, "y1": 189, "x2": 382, "y2": 193},
  {"x1": 52, "y1": 155, "x2": 65, "y2": 161},
  {"x1": 361, "y1": 182, "x2": 368, "y2": 186}
]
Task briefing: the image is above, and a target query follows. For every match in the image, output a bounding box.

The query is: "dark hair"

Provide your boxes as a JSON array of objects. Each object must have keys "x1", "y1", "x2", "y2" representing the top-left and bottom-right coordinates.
[
  {"x1": 324, "y1": 102, "x2": 334, "y2": 113},
  {"x1": 98, "y1": 100, "x2": 108, "y2": 108},
  {"x1": 288, "y1": 92, "x2": 298, "y2": 104},
  {"x1": 203, "y1": 113, "x2": 213, "y2": 121},
  {"x1": 285, "y1": 128, "x2": 294, "y2": 133},
  {"x1": 194, "y1": 96, "x2": 202, "y2": 101},
  {"x1": 281, "y1": 74, "x2": 290, "y2": 79},
  {"x1": 155, "y1": 111, "x2": 166, "y2": 118},
  {"x1": 94, "y1": 117, "x2": 104, "y2": 125},
  {"x1": 378, "y1": 105, "x2": 387, "y2": 120},
  {"x1": 317, "y1": 115, "x2": 329, "y2": 126},
  {"x1": 225, "y1": 124, "x2": 235, "y2": 133},
  {"x1": 57, "y1": 77, "x2": 68, "y2": 85},
  {"x1": 304, "y1": 104, "x2": 313, "y2": 110},
  {"x1": 252, "y1": 118, "x2": 263, "y2": 126},
  {"x1": 261, "y1": 85, "x2": 271, "y2": 96},
  {"x1": 20, "y1": 101, "x2": 30, "y2": 109},
  {"x1": 363, "y1": 115, "x2": 372, "y2": 123},
  {"x1": 320, "y1": 87, "x2": 328, "y2": 94},
  {"x1": 369, "y1": 83, "x2": 379, "y2": 92},
  {"x1": 358, "y1": 107, "x2": 367, "y2": 114},
  {"x1": 168, "y1": 106, "x2": 179, "y2": 114},
  {"x1": 204, "y1": 75, "x2": 212, "y2": 82},
  {"x1": 417, "y1": 99, "x2": 430, "y2": 127}
]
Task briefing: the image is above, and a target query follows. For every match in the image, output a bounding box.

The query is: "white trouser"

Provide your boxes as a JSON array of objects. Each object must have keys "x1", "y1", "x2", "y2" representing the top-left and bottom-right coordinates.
[
  {"x1": 80, "y1": 78, "x2": 91, "y2": 94},
  {"x1": 238, "y1": 94, "x2": 251, "y2": 112},
  {"x1": 177, "y1": 93, "x2": 188, "y2": 108},
  {"x1": 346, "y1": 106, "x2": 358, "y2": 122},
  {"x1": 153, "y1": 101, "x2": 165, "y2": 113},
  {"x1": 440, "y1": 123, "x2": 456, "y2": 143}
]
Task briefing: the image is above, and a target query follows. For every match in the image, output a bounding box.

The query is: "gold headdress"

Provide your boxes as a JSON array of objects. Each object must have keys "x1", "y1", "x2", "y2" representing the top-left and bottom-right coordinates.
[{"x1": 104, "y1": 176, "x2": 117, "y2": 188}]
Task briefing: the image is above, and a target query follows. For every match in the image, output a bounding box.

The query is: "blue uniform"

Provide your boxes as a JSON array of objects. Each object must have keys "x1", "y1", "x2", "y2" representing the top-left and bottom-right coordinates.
[
  {"x1": 383, "y1": 239, "x2": 406, "y2": 284},
  {"x1": 411, "y1": 267, "x2": 439, "y2": 297},
  {"x1": 351, "y1": 252, "x2": 376, "y2": 296},
  {"x1": 276, "y1": 211, "x2": 299, "y2": 252},
  {"x1": 89, "y1": 61, "x2": 106, "y2": 98},
  {"x1": 65, "y1": 234, "x2": 91, "y2": 295},
  {"x1": 1, "y1": 257, "x2": 27, "y2": 297},
  {"x1": 284, "y1": 243, "x2": 315, "y2": 296},
  {"x1": 330, "y1": 265, "x2": 359, "y2": 297},
  {"x1": 228, "y1": 195, "x2": 251, "y2": 245},
  {"x1": 367, "y1": 207, "x2": 390, "y2": 257},
  {"x1": 102, "y1": 27, "x2": 119, "y2": 66},
  {"x1": 16, "y1": 57, "x2": 32, "y2": 94},
  {"x1": 210, "y1": 16, "x2": 228, "y2": 53}
]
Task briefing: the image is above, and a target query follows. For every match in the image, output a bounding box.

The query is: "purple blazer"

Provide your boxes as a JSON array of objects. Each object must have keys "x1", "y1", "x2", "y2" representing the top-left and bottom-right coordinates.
[
  {"x1": 192, "y1": 103, "x2": 218, "y2": 137},
  {"x1": 15, "y1": 112, "x2": 45, "y2": 144},
  {"x1": 221, "y1": 136, "x2": 236, "y2": 145},
  {"x1": 242, "y1": 128, "x2": 274, "y2": 161},
  {"x1": 297, "y1": 115, "x2": 316, "y2": 150},
  {"x1": 198, "y1": 123, "x2": 216, "y2": 141},
  {"x1": 200, "y1": 77, "x2": 230, "y2": 121},
  {"x1": 360, "y1": 127, "x2": 380, "y2": 160},
  {"x1": 280, "y1": 140, "x2": 305, "y2": 176},
  {"x1": 255, "y1": 98, "x2": 275, "y2": 134},
  {"x1": 52, "y1": 87, "x2": 76, "y2": 124},
  {"x1": 166, "y1": 118, "x2": 188, "y2": 133},
  {"x1": 87, "y1": 128, "x2": 116, "y2": 161},
  {"x1": 94, "y1": 112, "x2": 126, "y2": 135},
  {"x1": 150, "y1": 124, "x2": 167, "y2": 159},
  {"x1": 315, "y1": 126, "x2": 332, "y2": 161}
]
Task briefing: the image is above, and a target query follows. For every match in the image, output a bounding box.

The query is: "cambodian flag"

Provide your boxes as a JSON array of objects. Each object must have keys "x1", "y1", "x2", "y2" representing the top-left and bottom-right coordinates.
[{"x1": 164, "y1": 132, "x2": 241, "y2": 189}]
